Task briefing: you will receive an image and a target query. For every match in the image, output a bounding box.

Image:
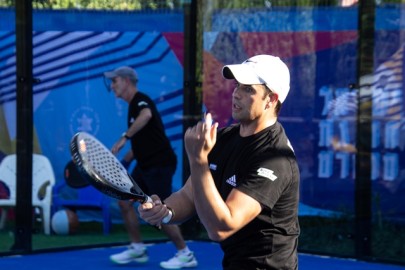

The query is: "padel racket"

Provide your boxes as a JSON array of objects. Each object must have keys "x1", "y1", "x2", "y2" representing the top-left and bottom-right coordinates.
[
  {"x1": 70, "y1": 131, "x2": 172, "y2": 223},
  {"x1": 64, "y1": 160, "x2": 90, "y2": 188}
]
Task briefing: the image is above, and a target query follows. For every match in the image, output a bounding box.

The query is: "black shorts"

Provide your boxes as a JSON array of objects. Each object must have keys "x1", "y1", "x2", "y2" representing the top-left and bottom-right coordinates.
[{"x1": 130, "y1": 165, "x2": 175, "y2": 200}]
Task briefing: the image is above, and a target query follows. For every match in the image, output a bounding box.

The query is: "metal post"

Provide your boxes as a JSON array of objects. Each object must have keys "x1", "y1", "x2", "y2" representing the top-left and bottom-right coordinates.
[
  {"x1": 12, "y1": 0, "x2": 34, "y2": 252},
  {"x1": 181, "y1": 0, "x2": 203, "y2": 238},
  {"x1": 182, "y1": 0, "x2": 201, "y2": 182},
  {"x1": 355, "y1": 0, "x2": 375, "y2": 259}
]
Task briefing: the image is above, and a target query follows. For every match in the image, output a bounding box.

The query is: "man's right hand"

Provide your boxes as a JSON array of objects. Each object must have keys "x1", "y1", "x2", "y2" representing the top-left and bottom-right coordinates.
[
  {"x1": 111, "y1": 137, "x2": 126, "y2": 154},
  {"x1": 138, "y1": 195, "x2": 172, "y2": 226}
]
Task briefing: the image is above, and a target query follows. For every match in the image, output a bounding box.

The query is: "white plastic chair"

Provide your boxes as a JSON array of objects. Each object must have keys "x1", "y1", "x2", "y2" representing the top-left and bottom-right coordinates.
[{"x1": 0, "y1": 154, "x2": 55, "y2": 234}]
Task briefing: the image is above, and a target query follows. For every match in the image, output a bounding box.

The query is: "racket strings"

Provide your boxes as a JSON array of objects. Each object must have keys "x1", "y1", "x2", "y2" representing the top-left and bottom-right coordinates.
[{"x1": 83, "y1": 137, "x2": 132, "y2": 191}]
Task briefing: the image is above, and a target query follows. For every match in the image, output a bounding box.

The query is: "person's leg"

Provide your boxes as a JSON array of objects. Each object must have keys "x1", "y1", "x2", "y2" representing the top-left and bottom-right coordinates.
[
  {"x1": 109, "y1": 167, "x2": 148, "y2": 265},
  {"x1": 143, "y1": 166, "x2": 198, "y2": 269},
  {"x1": 142, "y1": 166, "x2": 187, "y2": 247},
  {"x1": 161, "y1": 223, "x2": 186, "y2": 250},
  {"x1": 119, "y1": 200, "x2": 142, "y2": 243}
]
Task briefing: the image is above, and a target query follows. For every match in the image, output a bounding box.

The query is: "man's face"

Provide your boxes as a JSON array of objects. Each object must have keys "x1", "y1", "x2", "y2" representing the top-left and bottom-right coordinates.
[
  {"x1": 110, "y1": 76, "x2": 127, "y2": 98},
  {"x1": 231, "y1": 82, "x2": 269, "y2": 122}
]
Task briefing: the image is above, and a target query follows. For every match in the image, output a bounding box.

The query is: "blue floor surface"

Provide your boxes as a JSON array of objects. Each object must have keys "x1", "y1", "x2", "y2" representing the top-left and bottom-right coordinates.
[{"x1": 1, "y1": 241, "x2": 404, "y2": 270}]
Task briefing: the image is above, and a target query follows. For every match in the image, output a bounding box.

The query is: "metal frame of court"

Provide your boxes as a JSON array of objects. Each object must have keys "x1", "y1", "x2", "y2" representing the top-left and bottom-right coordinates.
[{"x1": 9, "y1": 0, "x2": 392, "y2": 267}]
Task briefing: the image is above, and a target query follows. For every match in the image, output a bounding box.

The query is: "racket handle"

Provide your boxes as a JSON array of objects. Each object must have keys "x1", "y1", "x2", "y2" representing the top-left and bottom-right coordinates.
[{"x1": 145, "y1": 196, "x2": 173, "y2": 224}]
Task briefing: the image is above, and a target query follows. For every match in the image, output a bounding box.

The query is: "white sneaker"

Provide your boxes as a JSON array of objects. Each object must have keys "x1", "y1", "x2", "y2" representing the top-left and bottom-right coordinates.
[
  {"x1": 160, "y1": 251, "x2": 198, "y2": 269},
  {"x1": 109, "y1": 246, "x2": 149, "y2": 264}
]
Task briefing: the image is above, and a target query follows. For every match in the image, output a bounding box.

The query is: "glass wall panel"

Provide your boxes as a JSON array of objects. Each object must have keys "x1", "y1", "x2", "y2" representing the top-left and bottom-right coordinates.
[
  {"x1": 1, "y1": 0, "x2": 404, "y2": 265},
  {"x1": 200, "y1": 0, "x2": 358, "y2": 259},
  {"x1": 0, "y1": 0, "x2": 186, "y2": 252},
  {"x1": 198, "y1": 0, "x2": 405, "y2": 264},
  {"x1": 0, "y1": 4, "x2": 17, "y2": 253},
  {"x1": 371, "y1": 2, "x2": 405, "y2": 263}
]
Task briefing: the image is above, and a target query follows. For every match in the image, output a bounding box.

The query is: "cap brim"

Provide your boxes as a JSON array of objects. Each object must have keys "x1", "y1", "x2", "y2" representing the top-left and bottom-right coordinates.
[
  {"x1": 222, "y1": 64, "x2": 264, "y2": 85},
  {"x1": 103, "y1": 71, "x2": 117, "y2": 79}
]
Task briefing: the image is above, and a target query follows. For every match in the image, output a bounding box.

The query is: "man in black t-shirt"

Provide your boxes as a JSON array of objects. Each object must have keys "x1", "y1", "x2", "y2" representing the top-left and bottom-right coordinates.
[
  {"x1": 138, "y1": 55, "x2": 300, "y2": 269},
  {"x1": 104, "y1": 66, "x2": 197, "y2": 269}
]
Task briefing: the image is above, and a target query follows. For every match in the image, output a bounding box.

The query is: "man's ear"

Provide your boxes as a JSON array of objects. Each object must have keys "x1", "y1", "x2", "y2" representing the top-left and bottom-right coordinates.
[{"x1": 271, "y1": 93, "x2": 279, "y2": 103}]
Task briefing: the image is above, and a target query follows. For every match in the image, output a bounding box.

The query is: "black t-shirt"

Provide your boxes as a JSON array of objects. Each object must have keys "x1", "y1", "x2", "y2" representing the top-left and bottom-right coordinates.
[
  {"x1": 127, "y1": 92, "x2": 176, "y2": 169},
  {"x1": 208, "y1": 122, "x2": 300, "y2": 270}
]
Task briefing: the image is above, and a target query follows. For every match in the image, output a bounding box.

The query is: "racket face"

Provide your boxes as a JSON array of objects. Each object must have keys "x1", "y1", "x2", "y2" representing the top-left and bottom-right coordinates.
[{"x1": 70, "y1": 132, "x2": 147, "y2": 202}]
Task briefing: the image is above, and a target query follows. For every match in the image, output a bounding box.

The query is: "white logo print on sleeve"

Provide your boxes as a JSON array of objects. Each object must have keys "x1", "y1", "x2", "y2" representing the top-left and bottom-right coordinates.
[
  {"x1": 257, "y1": 168, "x2": 277, "y2": 181},
  {"x1": 138, "y1": 101, "x2": 148, "y2": 106}
]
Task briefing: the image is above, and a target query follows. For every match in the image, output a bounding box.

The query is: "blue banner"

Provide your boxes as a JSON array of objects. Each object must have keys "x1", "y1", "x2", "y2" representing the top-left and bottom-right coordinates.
[
  {"x1": 0, "y1": 10, "x2": 185, "y2": 223},
  {"x1": 203, "y1": 6, "x2": 405, "y2": 221}
]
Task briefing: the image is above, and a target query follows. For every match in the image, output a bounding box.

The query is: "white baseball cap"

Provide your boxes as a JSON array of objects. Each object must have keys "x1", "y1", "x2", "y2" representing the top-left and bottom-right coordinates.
[{"x1": 222, "y1": 54, "x2": 290, "y2": 103}]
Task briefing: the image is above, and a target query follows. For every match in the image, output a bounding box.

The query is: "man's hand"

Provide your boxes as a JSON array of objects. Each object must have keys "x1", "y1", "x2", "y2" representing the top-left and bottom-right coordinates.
[
  {"x1": 184, "y1": 112, "x2": 218, "y2": 164},
  {"x1": 138, "y1": 195, "x2": 172, "y2": 226},
  {"x1": 111, "y1": 136, "x2": 126, "y2": 154}
]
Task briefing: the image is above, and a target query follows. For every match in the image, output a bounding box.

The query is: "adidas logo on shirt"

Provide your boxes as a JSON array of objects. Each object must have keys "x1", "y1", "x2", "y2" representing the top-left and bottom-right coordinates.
[{"x1": 226, "y1": 175, "x2": 237, "y2": 187}]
